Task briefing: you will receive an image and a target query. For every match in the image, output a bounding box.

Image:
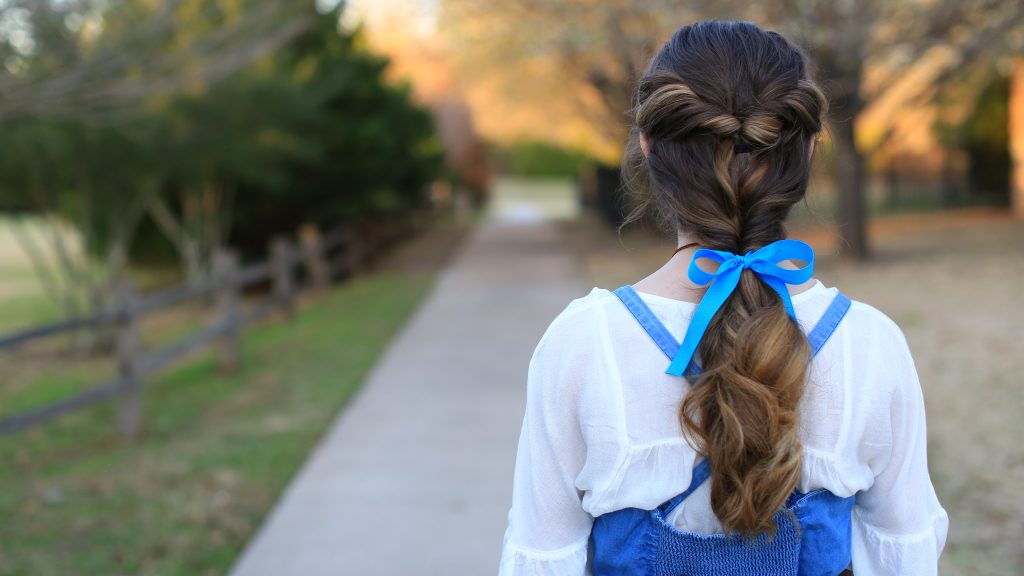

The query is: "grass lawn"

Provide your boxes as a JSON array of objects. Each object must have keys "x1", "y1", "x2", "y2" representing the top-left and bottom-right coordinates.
[{"x1": 0, "y1": 220, "x2": 470, "y2": 576}]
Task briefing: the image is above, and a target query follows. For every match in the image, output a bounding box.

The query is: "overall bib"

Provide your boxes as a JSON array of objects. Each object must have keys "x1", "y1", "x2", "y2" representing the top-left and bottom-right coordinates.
[{"x1": 589, "y1": 285, "x2": 855, "y2": 576}]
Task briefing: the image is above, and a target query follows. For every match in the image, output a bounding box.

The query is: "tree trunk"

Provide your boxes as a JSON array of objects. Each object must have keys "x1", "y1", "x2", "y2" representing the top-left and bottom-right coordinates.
[
  {"x1": 595, "y1": 164, "x2": 626, "y2": 227},
  {"x1": 829, "y1": 101, "x2": 869, "y2": 260}
]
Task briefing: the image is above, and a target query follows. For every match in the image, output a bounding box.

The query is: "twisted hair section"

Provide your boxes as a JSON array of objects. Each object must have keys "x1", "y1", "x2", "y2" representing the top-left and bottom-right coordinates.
[{"x1": 620, "y1": 20, "x2": 829, "y2": 536}]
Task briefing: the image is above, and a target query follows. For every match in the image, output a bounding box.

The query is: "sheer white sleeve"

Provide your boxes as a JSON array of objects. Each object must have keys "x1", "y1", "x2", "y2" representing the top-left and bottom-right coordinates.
[
  {"x1": 499, "y1": 303, "x2": 595, "y2": 576},
  {"x1": 849, "y1": 308, "x2": 949, "y2": 576}
]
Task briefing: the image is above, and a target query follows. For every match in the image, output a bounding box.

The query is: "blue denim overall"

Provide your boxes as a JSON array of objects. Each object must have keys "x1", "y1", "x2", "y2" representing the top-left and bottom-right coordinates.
[{"x1": 589, "y1": 285, "x2": 855, "y2": 576}]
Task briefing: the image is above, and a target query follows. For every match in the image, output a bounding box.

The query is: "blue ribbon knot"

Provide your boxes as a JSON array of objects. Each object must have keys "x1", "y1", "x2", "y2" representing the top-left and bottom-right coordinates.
[{"x1": 665, "y1": 238, "x2": 815, "y2": 377}]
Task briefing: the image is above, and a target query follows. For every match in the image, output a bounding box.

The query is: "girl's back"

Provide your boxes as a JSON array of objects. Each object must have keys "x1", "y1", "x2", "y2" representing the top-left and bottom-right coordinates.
[
  {"x1": 499, "y1": 19, "x2": 947, "y2": 576},
  {"x1": 499, "y1": 281, "x2": 946, "y2": 574}
]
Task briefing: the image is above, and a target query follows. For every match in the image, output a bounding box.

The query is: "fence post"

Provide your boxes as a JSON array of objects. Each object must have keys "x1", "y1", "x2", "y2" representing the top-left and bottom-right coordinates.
[
  {"x1": 114, "y1": 279, "x2": 142, "y2": 440},
  {"x1": 328, "y1": 225, "x2": 351, "y2": 281},
  {"x1": 299, "y1": 224, "x2": 330, "y2": 291},
  {"x1": 364, "y1": 220, "x2": 382, "y2": 268},
  {"x1": 213, "y1": 248, "x2": 241, "y2": 372},
  {"x1": 270, "y1": 237, "x2": 295, "y2": 320},
  {"x1": 343, "y1": 225, "x2": 363, "y2": 278}
]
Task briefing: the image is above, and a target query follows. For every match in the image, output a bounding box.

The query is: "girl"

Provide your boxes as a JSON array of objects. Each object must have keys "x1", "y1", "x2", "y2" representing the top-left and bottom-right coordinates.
[{"x1": 499, "y1": 20, "x2": 948, "y2": 576}]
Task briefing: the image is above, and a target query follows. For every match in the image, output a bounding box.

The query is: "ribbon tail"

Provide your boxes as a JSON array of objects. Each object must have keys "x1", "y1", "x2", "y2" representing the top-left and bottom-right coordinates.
[
  {"x1": 760, "y1": 275, "x2": 797, "y2": 320},
  {"x1": 666, "y1": 267, "x2": 742, "y2": 376}
]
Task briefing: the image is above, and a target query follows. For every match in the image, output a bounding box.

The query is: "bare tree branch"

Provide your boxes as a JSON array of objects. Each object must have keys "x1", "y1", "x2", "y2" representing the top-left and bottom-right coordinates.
[{"x1": 0, "y1": 0, "x2": 314, "y2": 120}]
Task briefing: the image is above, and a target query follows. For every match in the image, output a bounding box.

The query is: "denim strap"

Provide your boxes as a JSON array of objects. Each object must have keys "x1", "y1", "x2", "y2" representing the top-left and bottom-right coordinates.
[
  {"x1": 806, "y1": 292, "x2": 851, "y2": 355},
  {"x1": 615, "y1": 286, "x2": 854, "y2": 512},
  {"x1": 613, "y1": 285, "x2": 851, "y2": 379},
  {"x1": 660, "y1": 458, "x2": 713, "y2": 516},
  {"x1": 612, "y1": 285, "x2": 681, "y2": 361}
]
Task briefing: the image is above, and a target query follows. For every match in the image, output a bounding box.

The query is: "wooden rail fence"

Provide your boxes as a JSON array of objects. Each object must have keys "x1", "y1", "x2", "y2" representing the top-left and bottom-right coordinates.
[{"x1": 0, "y1": 213, "x2": 422, "y2": 438}]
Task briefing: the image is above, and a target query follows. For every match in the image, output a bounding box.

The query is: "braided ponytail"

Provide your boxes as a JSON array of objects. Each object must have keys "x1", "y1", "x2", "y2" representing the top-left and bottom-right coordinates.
[{"x1": 620, "y1": 20, "x2": 830, "y2": 536}]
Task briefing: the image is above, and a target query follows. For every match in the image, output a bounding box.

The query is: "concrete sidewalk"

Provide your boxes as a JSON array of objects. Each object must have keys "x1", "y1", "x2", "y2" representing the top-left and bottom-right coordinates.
[{"x1": 229, "y1": 187, "x2": 587, "y2": 575}]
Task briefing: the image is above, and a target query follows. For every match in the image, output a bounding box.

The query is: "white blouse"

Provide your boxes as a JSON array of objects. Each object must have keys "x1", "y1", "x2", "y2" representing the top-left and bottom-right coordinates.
[{"x1": 499, "y1": 279, "x2": 948, "y2": 576}]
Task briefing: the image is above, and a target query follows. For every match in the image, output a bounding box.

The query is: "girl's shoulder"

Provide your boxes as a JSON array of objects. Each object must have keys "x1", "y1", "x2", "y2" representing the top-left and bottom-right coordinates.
[
  {"x1": 842, "y1": 297, "x2": 912, "y2": 346},
  {"x1": 823, "y1": 287, "x2": 918, "y2": 380},
  {"x1": 547, "y1": 280, "x2": 908, "y2": 331},
  {"x1": 537, "y1": 281, "x2": 917, "y2": 378},
  {"x1": 535, "y1": 287, "x2": 619, "y2": 344}
]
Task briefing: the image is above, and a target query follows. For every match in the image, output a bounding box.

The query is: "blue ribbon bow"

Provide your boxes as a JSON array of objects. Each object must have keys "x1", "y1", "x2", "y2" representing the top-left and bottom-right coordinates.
[{"x1": 665, "y1": 239, "x2": 815, "y2": 377}]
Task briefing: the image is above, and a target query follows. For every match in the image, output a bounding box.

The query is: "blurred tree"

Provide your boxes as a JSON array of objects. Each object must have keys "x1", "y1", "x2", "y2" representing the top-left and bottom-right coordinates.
[
  {"x1": 494, "y1": 140, "x2": 591, "y2": 179},
  {"x1": 0, "y1": 0, "x2": 443, "y2": 317},
  {"x1": 430, "y1": 99, "x2": 490, "y2": 207},
  {"x1": 441, "y1": 0, "x2": 1024, "y2": 259},
  {"x1": 934, "y1": 68, "x2": 1012, "y2": 201},
  {"x1": 440, "y1": 1, "x2": 671, "y2": 164},
  {"x1": 739, "y1": 0, "x2": 1023, "y2": 258},
  {"x1": 0, "y1": 0, "x2": 314, "y2": 119},
  {"x1": 1011, "y1": 58, "x2": 1024, "y2": 219},
  {"x1": 225, "y1": 7, "x2": 444, "y2": 255},
  {"x1": 0, "y1": 0, "x2": 318, "y2": 307},
  {"x1": 0, "y1": 115, "x2": 156, "y2": 318},
  {"x1": 146, "y1": 72, "x2": 321, "y2": 284}
]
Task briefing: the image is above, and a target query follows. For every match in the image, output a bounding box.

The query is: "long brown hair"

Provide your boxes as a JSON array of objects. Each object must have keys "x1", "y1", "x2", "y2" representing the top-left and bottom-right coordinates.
[{"x1": 620, "y1": 20, "x2": 829, "y2": 536}]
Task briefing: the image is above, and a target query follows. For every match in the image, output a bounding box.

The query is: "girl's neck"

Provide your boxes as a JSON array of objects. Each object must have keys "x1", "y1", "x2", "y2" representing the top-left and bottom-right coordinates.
[{"x1": 630, "y1": 232, "x2": 818, "y2": 304}]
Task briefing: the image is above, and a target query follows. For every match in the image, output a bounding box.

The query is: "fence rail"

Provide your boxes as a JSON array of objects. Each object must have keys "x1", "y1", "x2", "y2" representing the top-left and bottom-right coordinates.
[{"x1": 0, "y1": 213, "x2": 422, "y2": 437}]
